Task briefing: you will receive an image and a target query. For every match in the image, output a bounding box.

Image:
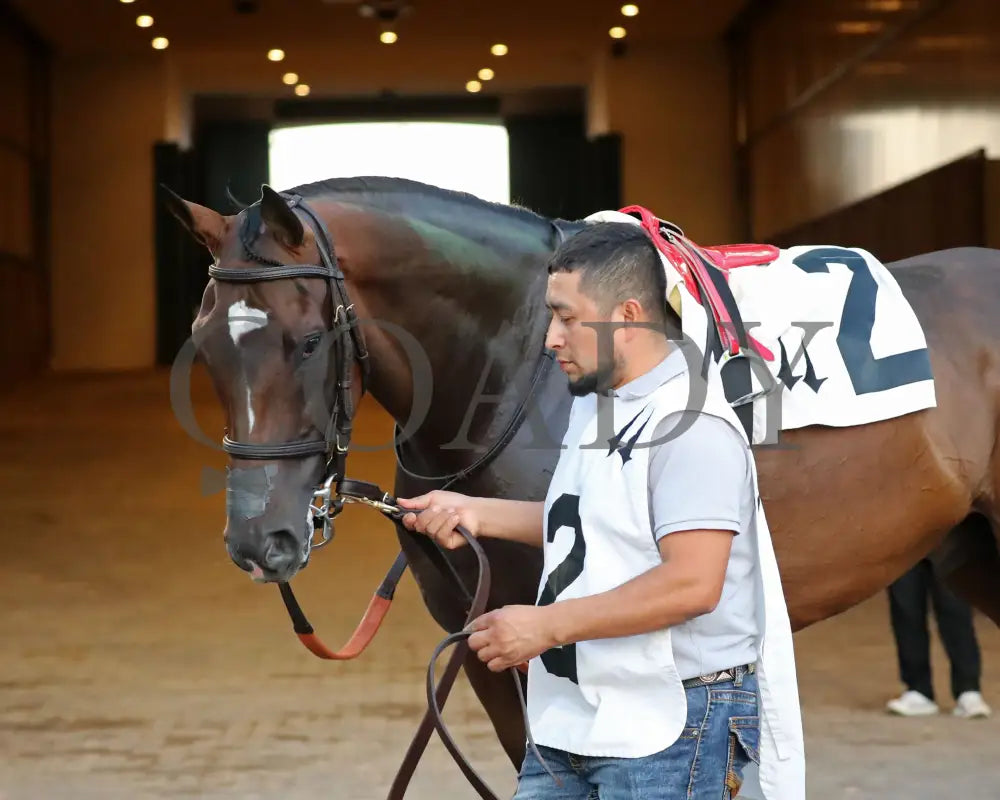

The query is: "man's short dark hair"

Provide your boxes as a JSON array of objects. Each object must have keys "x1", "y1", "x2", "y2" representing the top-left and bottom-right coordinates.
[{"x1": 548, "y1": 221, "x2": 669, "y2": 325}]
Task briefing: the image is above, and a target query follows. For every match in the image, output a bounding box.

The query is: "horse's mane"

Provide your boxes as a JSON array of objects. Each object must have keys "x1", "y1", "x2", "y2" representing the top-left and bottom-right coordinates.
[
  {"x1": 290, "y1": 175, "x2": 551, "y2": 228},
  {"x1": 237, "y1": 175, "x2": 562, "y2": 266}
]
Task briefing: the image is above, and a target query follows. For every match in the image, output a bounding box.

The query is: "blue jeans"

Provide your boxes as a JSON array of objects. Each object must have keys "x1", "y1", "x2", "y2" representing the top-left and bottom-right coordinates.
[{"x1": 513, "y1": 668, "x2": 760, "y2": 800}]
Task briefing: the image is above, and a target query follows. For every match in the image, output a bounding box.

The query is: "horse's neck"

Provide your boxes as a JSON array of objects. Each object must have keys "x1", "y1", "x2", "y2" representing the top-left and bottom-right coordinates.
[{"x1": 335, "y1": 197, "x2": 559, "y2": 474}]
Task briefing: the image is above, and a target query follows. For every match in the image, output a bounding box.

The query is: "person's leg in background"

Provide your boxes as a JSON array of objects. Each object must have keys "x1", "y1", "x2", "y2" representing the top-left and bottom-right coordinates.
[
  {"x1": 928, "y1": 566, "x2": 992, "y2": 718},
  {"x1": 886, "y1": 559, "x2": 939, "y2": 715}
]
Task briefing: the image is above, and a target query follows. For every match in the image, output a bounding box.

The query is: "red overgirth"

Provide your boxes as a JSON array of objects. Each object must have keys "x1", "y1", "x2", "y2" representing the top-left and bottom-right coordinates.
[{"x1": 618, "y1": 204, "x2": 776, "y2": 363}]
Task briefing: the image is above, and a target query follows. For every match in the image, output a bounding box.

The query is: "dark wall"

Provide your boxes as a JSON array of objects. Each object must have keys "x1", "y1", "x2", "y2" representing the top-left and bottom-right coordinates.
[
  {"x1": 154, "y1": 120, "x2": 271, "y2": 365},
  {"x1": 0, "y1": 1, "x2": 50, "y2": 383},
  {"x1": 507, "y1": 111, "x2": 621, "y2": 221},
  {"x1": 197, "y1": 120, "x2": 272, "y2": 214}
]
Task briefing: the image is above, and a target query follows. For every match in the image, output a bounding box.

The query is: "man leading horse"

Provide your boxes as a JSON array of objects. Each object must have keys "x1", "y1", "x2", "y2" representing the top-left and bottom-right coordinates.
[
  {"x1": 398, "y1": 222, "x2": 803, "y2": 800},
  {"x1": 164, "y1": 177, "x2": 1000, "y2": 800}
]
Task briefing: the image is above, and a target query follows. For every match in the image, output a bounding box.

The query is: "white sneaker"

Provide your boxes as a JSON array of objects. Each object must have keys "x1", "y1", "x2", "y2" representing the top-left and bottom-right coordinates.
[
  {"x1": 953, "y1": 691, "x2": 992, "y2": 719},
  {"x1": 886, "y1": 690, "x2": 939, "y2": 716}
]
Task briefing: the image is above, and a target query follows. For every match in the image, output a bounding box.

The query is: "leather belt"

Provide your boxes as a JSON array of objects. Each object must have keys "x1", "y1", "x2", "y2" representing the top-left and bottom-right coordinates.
[{"x1": 681, "y1": 662, "x2": 756, "y2": 690}]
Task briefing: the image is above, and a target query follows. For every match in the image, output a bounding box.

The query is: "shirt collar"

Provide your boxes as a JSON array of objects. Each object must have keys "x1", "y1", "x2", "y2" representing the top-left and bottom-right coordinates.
[{"x1": 608, "y1": 348, "x2": 688, "y2": 400}]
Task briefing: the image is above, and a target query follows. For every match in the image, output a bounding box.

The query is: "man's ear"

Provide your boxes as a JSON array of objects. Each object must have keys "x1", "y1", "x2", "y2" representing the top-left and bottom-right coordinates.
[{"x1": 622, "y1": 298, "x2": 643, "y2": 323}]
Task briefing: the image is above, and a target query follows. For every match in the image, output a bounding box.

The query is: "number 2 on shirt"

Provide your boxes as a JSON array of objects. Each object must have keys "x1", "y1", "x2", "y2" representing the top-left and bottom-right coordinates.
[{"x1": 537, "y1": 493, "x2": 586, "y2": 684}]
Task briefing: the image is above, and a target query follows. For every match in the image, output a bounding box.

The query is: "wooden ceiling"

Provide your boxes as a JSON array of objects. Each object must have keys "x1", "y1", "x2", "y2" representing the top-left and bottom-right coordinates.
[
  {"x1": 11, "y1": 0, "x2": 750, "y2": 56},
  {"x1": 8, "y1": 0, "x2": 755, "y2": 97},
  {"x1": 9, "y1": 0, "x2": 747, "y2": 97},
  {"x1": 13, "y1": 0, "x2": 999, "y2": 99}
]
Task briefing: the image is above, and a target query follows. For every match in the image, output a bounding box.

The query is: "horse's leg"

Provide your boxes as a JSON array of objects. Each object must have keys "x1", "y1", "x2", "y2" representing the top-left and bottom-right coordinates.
[
  {"x1": 934, "y1": 514, "x2": 1000, "y2": 626},
  {"x1": 461, "y1": 654, "x2": 528, "y2": 768}
]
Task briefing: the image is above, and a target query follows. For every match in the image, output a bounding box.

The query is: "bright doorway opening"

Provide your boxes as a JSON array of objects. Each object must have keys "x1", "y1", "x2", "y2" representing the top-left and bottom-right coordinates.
[{"x1": 268, "y1": 120, "x2": 510, "y2": 204}]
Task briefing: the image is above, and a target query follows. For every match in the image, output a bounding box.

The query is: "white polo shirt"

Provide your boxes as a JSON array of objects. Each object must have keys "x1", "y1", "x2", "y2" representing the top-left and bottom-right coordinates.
[
  {"x1": 526, "y1": 346, "x2": 805, "y2": 800},
  {"x1": 634, "y1": 353, "x2": 759, "y2": 680}
]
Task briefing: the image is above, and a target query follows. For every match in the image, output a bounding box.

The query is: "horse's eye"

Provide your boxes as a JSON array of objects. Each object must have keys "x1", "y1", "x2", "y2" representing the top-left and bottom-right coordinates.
[{"x1": 302, "y1": 334, "x2": 323, "y2": 358}]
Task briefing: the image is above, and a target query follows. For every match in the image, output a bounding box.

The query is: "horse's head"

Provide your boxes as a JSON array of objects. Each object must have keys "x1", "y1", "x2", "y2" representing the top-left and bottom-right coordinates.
[{"x1": 163, "y1": 184, "x2": 366, "y2": 584}]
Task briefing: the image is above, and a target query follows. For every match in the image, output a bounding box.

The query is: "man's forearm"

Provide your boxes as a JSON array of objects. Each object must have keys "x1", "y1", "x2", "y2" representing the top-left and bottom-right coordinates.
[
  {"x1": 475, "y1": 498, "x2": 544, "y2": 547},
  {"x1": 545, "y1": 562, "x2": 717, "y2": 645}
]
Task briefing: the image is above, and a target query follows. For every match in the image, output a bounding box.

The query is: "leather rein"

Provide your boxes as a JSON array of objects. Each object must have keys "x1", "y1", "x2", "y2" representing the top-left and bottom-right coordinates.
[{"x1": 209, "y1": 193, "x2": 562, "y2": 800}]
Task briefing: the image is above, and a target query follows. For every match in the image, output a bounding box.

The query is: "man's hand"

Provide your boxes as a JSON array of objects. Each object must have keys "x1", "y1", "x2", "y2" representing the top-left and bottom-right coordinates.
[
  {"x1": 396, "y1": 490, "x2": 481, "y2": 549},
  {"x1": 466, "y1": 606, "x2": 558, "y2": 672}
]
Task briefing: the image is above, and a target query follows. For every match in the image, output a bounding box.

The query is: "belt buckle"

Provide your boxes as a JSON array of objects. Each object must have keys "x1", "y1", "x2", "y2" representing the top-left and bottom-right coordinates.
[{"x1": 699, "y1": 668, "x2": 738, "y2": 685}]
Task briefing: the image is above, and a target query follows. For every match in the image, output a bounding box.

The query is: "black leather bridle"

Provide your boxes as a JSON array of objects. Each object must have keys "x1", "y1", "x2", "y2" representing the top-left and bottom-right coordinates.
[{"x1": 210, "y1": 192, "x2": 370, "y2": 550}]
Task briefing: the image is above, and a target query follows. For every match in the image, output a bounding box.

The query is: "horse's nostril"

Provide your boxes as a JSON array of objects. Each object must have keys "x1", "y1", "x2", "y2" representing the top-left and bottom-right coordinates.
[{"x1": 262, "y1": 530, "x2": 300, "y2": 572}]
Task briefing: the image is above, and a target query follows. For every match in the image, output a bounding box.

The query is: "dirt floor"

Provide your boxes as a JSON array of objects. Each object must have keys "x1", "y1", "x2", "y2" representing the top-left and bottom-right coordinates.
[{"x1": 1, "y1": 370, "x2": 997, "y2": 800}]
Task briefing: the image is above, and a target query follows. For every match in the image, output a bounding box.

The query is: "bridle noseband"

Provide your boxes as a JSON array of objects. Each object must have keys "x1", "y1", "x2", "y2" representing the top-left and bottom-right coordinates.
[{"x1": 208, "y1": 192, "x2": 370, "y2": 550}]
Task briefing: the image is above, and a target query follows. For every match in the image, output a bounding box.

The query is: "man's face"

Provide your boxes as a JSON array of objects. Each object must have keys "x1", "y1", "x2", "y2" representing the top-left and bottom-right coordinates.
[{"x1": 544, "y1": 270, "x2": 622, "y2": 396}]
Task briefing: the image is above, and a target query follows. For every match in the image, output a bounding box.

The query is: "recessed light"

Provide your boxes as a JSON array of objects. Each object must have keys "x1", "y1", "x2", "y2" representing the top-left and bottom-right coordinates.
[{"x1": 835, "y1": 21, "x2": 884, "y2": 34}]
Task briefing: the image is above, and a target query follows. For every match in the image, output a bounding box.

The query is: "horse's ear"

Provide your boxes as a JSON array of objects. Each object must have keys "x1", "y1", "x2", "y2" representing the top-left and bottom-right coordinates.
[
  {"x1": 259, "y1": 184, "x2": 305, "y2": 249},
  {"x1": 159, "y1": 184, "x2": 226, "y2": 255}
]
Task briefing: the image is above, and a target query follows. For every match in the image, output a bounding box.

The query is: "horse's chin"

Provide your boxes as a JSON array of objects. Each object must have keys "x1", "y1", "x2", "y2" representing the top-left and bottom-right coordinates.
[{"x1": 242, "y1": 555, "x2": 309, "y2": 584}]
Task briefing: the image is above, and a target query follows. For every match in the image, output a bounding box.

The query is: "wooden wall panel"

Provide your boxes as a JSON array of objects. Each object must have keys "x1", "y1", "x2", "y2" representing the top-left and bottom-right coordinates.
[
  {"x1": 0, "y1": 147, "x2": 33, "y2": 259},
  {"x1": 731, "y1": 0, "x2": 1000, "y2": 239},
  {"x1": 0, "y1": 29, "x2": 29, "y2": 147},
  {"x1": 768, "y1": 149, "x2": 985, "y2": 264}
]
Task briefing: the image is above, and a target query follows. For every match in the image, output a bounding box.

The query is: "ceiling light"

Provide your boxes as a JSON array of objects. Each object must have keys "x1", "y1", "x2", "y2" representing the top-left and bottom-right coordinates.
[
  {"x1": 609, "y1": 26, "x2": 627, "y2": 39},
  {"x1": 490, "y1": 43, "x2": 508, "y2": 56},
  {"x1": 835, "y1": 21, "x2": 884, "y2": 34},
  {"x1": 864, "y1": 0, "x2": 914, "y2": 10},
  {"x1": 915, "y1": 34, "x2": 988, "y2": 50},
  {"x1": 282, "y1": 72, "x2": 299, "y2": 85},
  {"x1": 478, "y1": 68, "x2": 495, "y2": 81},
  {"x1": 466, "y1": 80, "x2": 482, "y2": 93},
  {"x1": 136, "y1": 14, "x2": 154, "y2": 27},
  {"x1": 294, "y1": 84, "x2": 311, "y2": 97},
  {"x1": 621, "y1": 4, "x2": 639, "y2": 16},
  {"x1": 120, "y1": 0, "x2": 136, "y2": 4},
  {"x1": 380, "y1": 30, "x2": 398, "y2": 44},
  {"x1": 267, "y1": 48, "x2": 285, "y2": 61},
  {"x1": 151, "y1": 36, "x2": 169, "y2": 50}
]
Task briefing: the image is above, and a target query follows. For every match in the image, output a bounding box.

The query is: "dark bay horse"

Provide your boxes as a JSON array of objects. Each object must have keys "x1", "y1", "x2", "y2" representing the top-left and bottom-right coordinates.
[{"x1": 165, "y1": 176, "x2": 1000, "y2": 767}]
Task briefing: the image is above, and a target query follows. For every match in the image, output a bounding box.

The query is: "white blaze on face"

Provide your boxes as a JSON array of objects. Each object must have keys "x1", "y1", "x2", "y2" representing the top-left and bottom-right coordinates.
[
  {"x1": 228, "y1": 300, "x2": 268, "y2": 344},
  {"x1": 246, "y1": 385, "x2": 255, "y2": 433},
  {"x1": 228, "y1": 300, "x2": 267, "y2": 433}
]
